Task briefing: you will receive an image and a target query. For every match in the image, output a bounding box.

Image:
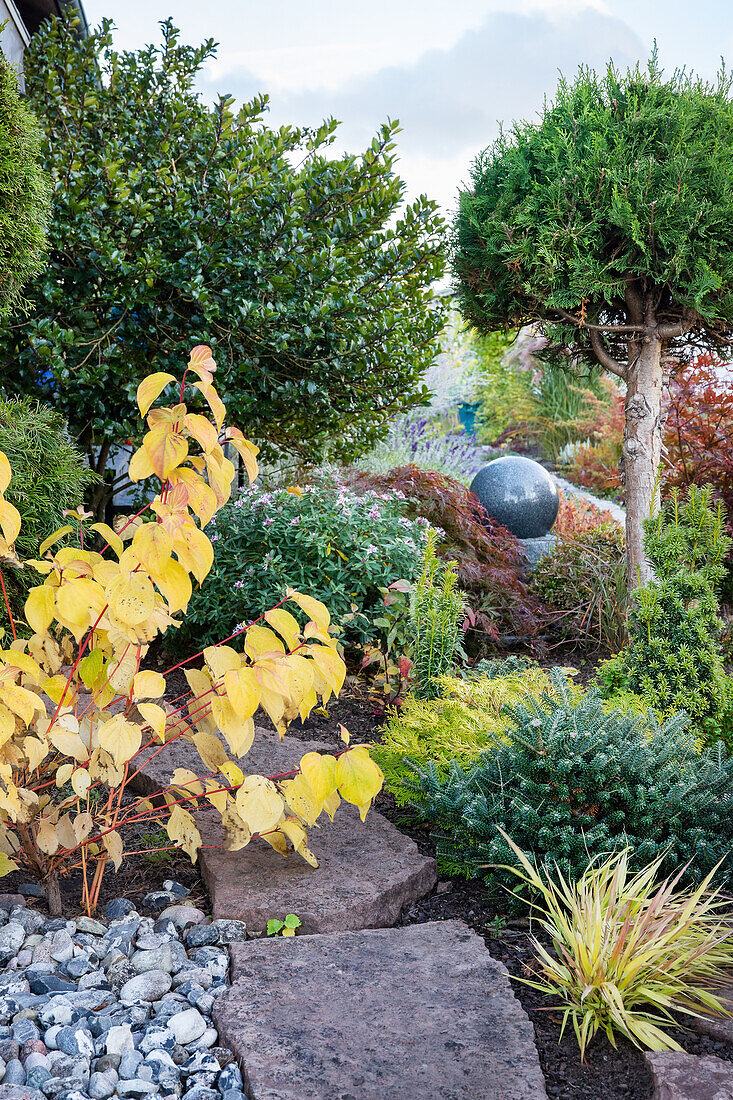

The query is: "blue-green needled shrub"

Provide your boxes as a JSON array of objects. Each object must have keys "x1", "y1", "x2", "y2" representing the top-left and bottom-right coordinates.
[{"x1": 407, "y1": 673, "x2": 733, "y2": 903}]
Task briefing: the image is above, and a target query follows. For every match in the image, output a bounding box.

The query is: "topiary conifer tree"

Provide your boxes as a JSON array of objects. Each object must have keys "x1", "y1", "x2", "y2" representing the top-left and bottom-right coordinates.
[
  {"x1": 0, "y1": 49, "x2": 49, "y2": 317},
  {"x1": 453, "y1": 53, "x2": 733, "y2": 586}
]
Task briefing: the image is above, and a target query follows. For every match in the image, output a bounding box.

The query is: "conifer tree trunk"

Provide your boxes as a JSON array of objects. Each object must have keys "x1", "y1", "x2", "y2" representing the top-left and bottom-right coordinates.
[{"x1": 622, "y1": 335, "x2": 664, "y2": 588}]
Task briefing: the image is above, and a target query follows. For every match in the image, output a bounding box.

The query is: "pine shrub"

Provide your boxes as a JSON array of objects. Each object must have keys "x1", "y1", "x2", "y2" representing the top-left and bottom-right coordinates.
[
  {"x1": 602, "y1": 485, "x2": 733, "y2": 743},
  {"x1": 409, "y1": 533, "x2": 464, "y2": 697},
  {"x1": 407, "y1": 673, "x2": 733, "y2": 901},
  {"x1": 373, "y1": 663, "x2": 567, "y2": 803}
]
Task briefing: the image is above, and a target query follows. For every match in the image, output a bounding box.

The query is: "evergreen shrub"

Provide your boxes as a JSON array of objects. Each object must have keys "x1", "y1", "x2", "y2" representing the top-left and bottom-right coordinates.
[
  {"x1": 179, "y1": 481, "x2": 429, "y2": 652},
  {"x1": 0, "y1": 396, "x2": 97, "y2": 631},
  {"x1": 409, "y1": 532, "x2": 464, "y2": 698},
  {"x1": 600, "y1": 485, "x2": 733, "y2": 744},
  {"x1": 373, "y1": 663, "x2": 566, "y2": 803},
  {"x1": 407, "y1": 673, "x2": 733, "y2": 900}
]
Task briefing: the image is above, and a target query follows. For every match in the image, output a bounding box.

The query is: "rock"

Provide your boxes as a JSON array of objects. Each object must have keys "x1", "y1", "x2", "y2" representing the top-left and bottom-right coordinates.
[
  {"x1": 116, "y1": 1080, "x2": 159, "y2": 1097},
  {"x1": 103, "y1": 900, "x2": 135, "y2": 922},
  {"x1": 0, "y1": 1046, "x2": 19, "y2": 1065},
  {"x1": 215, "y1": 921, "x2": 548, "y2": 1100},
  {"x1": 74, "y1": 918, "x2": 106, "y2": 938},
  {"x1": 0, "y1": 926, "x2": 26, "y2": 964},
  {"x1": 139, "y1": 1031, "x2": 175, "y2": 1057},
  {"x1": 130, "y1": 944, "x2": 187, "y2": 977},
  {"x1": 104, "y1": 1028, "x2": 134, "y2": 1057},
  {"x1": 188, "y1": 1030, "x2": 217, "y2": 1052},
  {"x1": 118, "y1": 1052, "x2": 143, "y2": 1080},
  {"x1": 27, "y1": 978, "x2": 75, "y2": 998},
  {"x1": 181, "y1": 1087, "x2": 217, "y2": 1100},
  {"x1": 63, "y1": 958, "x2": 91, "y2": 981},
  {"x1": 162, "y1": 884, "x2": 188, "y2": 900},
  {"x1": 210, "y1": 921, "x2": 246, "y2": 946},
  {"x1": 88, "y1": 1069, "x2": 118, "y2": 1100},
  {"x1": 54, "y1": 1031, "x2": 93, "y2": 1061},
  {"x1": 2, "y1": 1062, "x2": 24, "y2": 1087},
  {"x1": 47, "y1": 935, "x2": 73, "y2": 966},
  {"x1": 172, "y1": 970, "x2": 212, "y2": 992},
  {"x1": 9, "y1": 1024, "x2": 38, "y2": 1047},
  {"x1": 119, "y1": 972, "x2": 172, "y2": 1005},
  {"x1": 168, "y1": 1011, "x2": 206, "y2": 1046},
  {"x1": 157, "y1": 908, "x2": 205, "y2": 933},
  {"x1": 180, "y1": 1052, "x2": 219, "y2": 1077},
  {"x1": 142, "y1": 894, "x2": 175, "y2": 915},
  {"x1": 11, "y1": 913, "x2": 44, "y2": 937},
  {"x1": 0, "y1": 1087, "x2": 45, "y2": 1100},
  {"x1": 0, "y1": 899, "x2": 25, "y2": 913},
  {"x1": 17, "y1": 886, "x2": 43, "y2": 900},
  {"x1": 139, "y1": 730, "x2": 436, "y2": 932},
  {"x1": 644, "y1": 1051, "x2": 733, "y2": 1099},
  {"x1": 21, "y1": 1071, "x2": 49, "y2": 1094},
  {"x1": 182, "y1": 926, "x2": 218, "y2": 949}
]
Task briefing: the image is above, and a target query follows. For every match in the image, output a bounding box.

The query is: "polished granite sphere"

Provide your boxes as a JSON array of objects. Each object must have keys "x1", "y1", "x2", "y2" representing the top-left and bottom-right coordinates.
[{"x1": 470, "y1": 456, "x2": 559, "y2": 539}]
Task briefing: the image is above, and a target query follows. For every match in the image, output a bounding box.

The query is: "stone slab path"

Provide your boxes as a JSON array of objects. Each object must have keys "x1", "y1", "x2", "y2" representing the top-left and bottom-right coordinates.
[
  {"x1": 644, "y1": 1051, "x2": 733, "y2": 1099},
  {"x1": 213, "y1": 920, "x2": 548, "y2": 1100},
  {"x1": 134, "y1": 728, "x2": 437, "y2": 932}
]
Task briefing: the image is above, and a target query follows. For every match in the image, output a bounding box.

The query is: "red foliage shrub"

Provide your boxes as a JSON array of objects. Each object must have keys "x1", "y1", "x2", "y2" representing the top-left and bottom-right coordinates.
[
  {"x1": 664, "y1": 355, "x2": 733, "y2": 518},
  {"x1": 554, "y1": 492, "x2": 620, "y2": 538},
  {"x1": 344, "y1": 464, "x2": 543, "y2": 644}
]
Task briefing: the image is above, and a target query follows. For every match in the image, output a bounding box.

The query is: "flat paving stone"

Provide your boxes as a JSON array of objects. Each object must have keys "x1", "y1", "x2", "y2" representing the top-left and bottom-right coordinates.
[
  {"x1": 214, "y1": 920, "x2": 548, "y2": 1100},
  {"x1": 644, "y1": 1051, "x2": 733, "y2": 1100},
  {"x1": 134, "y1": 727, "x2": 437, "y2": 932}
]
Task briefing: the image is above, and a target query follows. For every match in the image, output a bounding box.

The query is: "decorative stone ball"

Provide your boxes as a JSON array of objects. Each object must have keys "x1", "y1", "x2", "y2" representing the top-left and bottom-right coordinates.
[{"x1": 470, "y1": 456, "x2": 559, "y2": 539}]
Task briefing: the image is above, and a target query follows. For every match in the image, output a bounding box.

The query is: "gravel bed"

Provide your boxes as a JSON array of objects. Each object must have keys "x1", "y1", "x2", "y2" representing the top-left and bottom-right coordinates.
[{"x1": 0, "y1": 881, "x2": 248, "y2": 1100}]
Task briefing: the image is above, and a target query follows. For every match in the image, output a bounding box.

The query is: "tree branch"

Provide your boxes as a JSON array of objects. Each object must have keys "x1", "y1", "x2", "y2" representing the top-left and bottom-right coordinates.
[
  {"x1": 590, "y1": 328, "x2": 627, "y2": 380},
  {"x1": 657, "y1": 320, "x2": 690, "y2": 340},
  {"x1": 552, "y1": 307, "x2": 646, "y2": 334}
]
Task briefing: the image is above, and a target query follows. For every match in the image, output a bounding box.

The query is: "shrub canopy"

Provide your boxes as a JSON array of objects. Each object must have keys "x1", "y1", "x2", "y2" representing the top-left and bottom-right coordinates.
[{"x1": 4, "y1": 18, "x2": 445, "y2": 490}]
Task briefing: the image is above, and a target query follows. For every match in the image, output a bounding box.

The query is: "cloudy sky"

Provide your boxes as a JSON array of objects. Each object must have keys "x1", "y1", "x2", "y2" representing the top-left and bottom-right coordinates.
[{"x1": 81, "y1": 0, "x2": 733, "y2": 215}]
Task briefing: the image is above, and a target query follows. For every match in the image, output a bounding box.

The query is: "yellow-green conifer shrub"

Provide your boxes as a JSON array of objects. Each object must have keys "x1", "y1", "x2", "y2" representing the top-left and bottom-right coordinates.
[{"x1": 373, "y1": 665, "x2": 572, "y2": 803}]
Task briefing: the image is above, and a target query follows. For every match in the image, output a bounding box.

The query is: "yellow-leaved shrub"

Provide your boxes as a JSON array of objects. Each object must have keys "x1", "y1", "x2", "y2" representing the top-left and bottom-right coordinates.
[{"x1": 0, "y1": 346, "x2": 383, "y2": 912}]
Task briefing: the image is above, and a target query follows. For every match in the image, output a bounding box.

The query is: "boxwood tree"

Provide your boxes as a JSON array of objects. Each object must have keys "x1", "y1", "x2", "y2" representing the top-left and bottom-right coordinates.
[
  {"x1": 1, "y1": 18, "x2": 445, "y2": 511},
  {"x1": 453, "y1": 55, "x2": 733, "y2": 585}
]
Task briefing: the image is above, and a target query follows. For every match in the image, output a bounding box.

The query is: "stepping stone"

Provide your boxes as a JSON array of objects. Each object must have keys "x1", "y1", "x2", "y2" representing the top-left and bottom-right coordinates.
[
  {"x1": 213, "y1": 920, "x2": 548, "y2": 1100},
  {"x1": 644, "y1": 1051, "x2": 733, "y2": 1099},
  {"x1": 133, "y1": 728, "x2": 437, "y2": 932}
]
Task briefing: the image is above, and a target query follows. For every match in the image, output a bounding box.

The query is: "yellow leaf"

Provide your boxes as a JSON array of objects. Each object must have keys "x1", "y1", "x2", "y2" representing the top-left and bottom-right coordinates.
[
  {"x1": 136, "y1": 372, "x2": 177, "y2": 418},
  {"x1": 103, "y1": 829, "x2": 124, "y2": 871},
  {"x1": 106, "y1": 572, "x2": 155, "y2": 626},
  {"x1": 184, "y1": 666, "x2": 212, "y2": 697},
  {"x1": 219, "y1": 761, "x2": 244, "y2": 787},
  {"x1": 90, "y1": 522, "x2": 124, "y2": 559},
  {"x1": 55, "y1": 762, "x2": 74, "y2": 787},
  {"x1": 172, "y1": 524, "x2": 213, "y2": 585},
  {"x1": 280, "y1": 773, "x2": 322, "y2": 827},
  {"x1": 71, "y1": 769, "x2": 91, "y2": 798},
  {"x1": 132, "y1": 522, "x2": 172, "y2": 574},
  {"x1": 193, "y1": 381, "x2": 226, "y2": 430},
  {"x1": 128, "y1": 446, "x2": 155, "y2": 482},
  {"x1": 192, "y1": 730, "x2": 228, "y2": 772},
  {"x1": 98, "y1": 713, "x2": 142, "y2": 766},
  {"x1": 137, "y1": 702, "x2": 167, "y2": 743},
  {"x1": 150, "y1": 558, "x2": 191, "y2": 614},
  {"x1": 235, "y1": 774, "x2": 285, "y2": 834},
  {"x1": 24, "y1": 736, "x2": 48, "y2": 772},
  {"x1": 0, "y1": 498, "x2": 20, "y2": 546},
  {"x1": 263, "y1": 609, "x2": 302, "y2": 651},
  {"x1": 225, "y1": 429, "x2": 259, "y2": 483},
  {"x1": 1, "y1": 683, "x2": 44, "y2": 725},
  {"x1": 48, "y1": 729, "x2": 89, "y2": 763},
  {"x1": 299, "y1": 751, "x2": 338, "y2": 803},
  {"x1": 0, "y1": 452, "x2": 11, "y2": 494},
  {"x1": 56, "y1": 579, "x2": 97, "y2": 630},
  {"x1": 108, "y1": 650, "x2": 138, "y2": 695},
  {"x1": 42, "y1": 673, "x2": 73, "y2": 706},
  {"x1": 322, "y1": 789, "x2": 341, "y2": 821},
  {"x1": 210, "y1": 696, "x2": 256, "y2": 757},
  {"x1": 24, "y1": 587, "x2": 55, "y2": 636},
  {"x1": 0, "y1": 851, "x2": 18, "y2": 877},
  {"x1": 220, "y1": 803, "x2": 251, "y2": 851},
  {"x1": 244, "y1": 625, "x2": 285, "y2": 660},
  {"x1": 36, "y1": 819, "x2": 59, "y2": 855},
  {"x1": 132, "y1": 670, "x2": 166, "y2": 701},
  {"x1": 171, "y1": 468, "x2": 217, "y2": 527},
  {"x1": 166, "y1": 804, "x2": 201, "y2": 862},
  {"x1": 187, "y1": 344, "x2": 216, "y2": 382},
  {"x1": 39, "y1": 525, "x2": 74, "y2": 557},
  {"x1": 309, "y1": 645, "x2": 346, "y2": 696},
  {"x1": 204, "y1": 645, "x2": 241, "y2": 680},
  {"x1": 184, "y1": 413, "x2": 219, "y2": 454},
  {"x1": 260, "y1": 829, "x2": 289, "y2": 857},
  {"x1": 223, "y1": 666, "x2": 260, "y2": 718},
  {"x1": 288, "y1": 590, "x2": 331, "y2": 633},
  {"x1": 335, "y1": 746, "x2": 384, "y2": 821},
  {"x1": 143, "y1": 428, "x2": 188, "y2": 480}
]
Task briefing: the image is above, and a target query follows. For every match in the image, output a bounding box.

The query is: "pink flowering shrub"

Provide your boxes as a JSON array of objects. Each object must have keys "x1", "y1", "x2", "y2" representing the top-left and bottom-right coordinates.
[{"x1": 172, "y1": 480, "x2": 430, "y2": 652}]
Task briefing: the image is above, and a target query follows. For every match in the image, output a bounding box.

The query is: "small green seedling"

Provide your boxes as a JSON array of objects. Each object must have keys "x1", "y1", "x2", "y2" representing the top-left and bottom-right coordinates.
[{"x1": 267, "y1": 914, "x2": 302, "y2": 938}]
